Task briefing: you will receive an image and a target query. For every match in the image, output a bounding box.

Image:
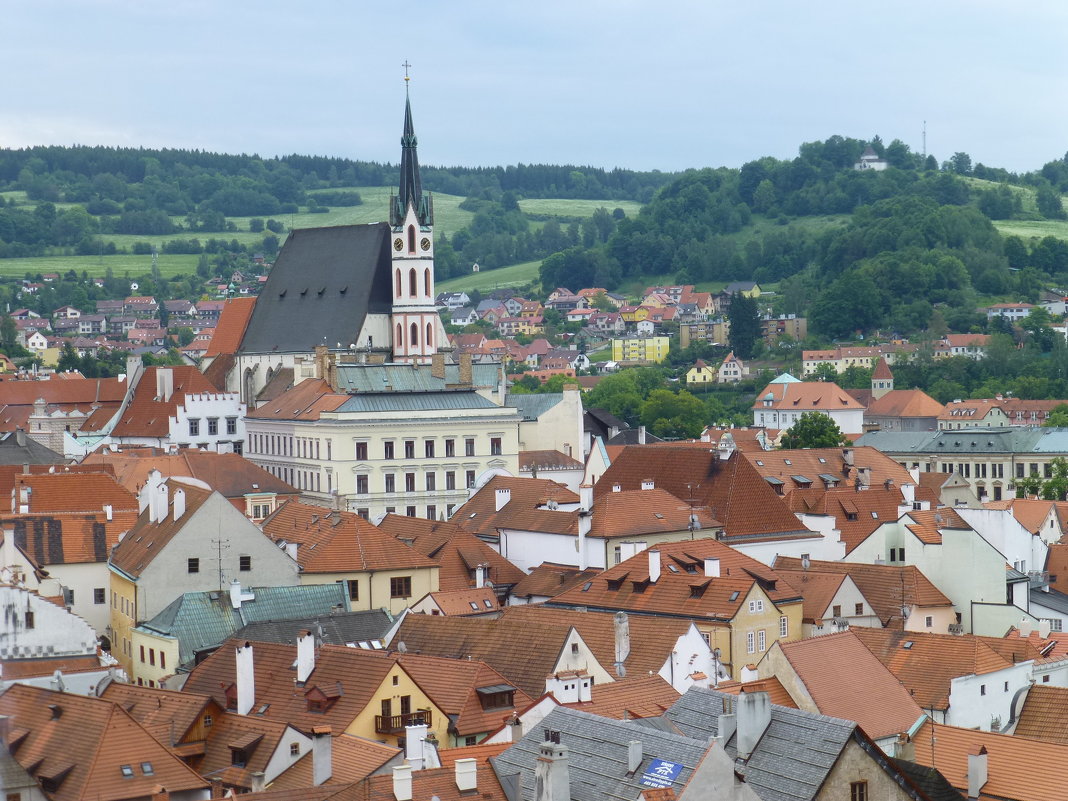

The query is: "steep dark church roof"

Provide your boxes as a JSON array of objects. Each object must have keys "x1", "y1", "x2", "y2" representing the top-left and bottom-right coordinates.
[
  {"x1": 238, "y1": 223, "x2": 394, "y2": 354},
  {"x1": 391, "y1": 95, "x2": 432, "y2": 227}
]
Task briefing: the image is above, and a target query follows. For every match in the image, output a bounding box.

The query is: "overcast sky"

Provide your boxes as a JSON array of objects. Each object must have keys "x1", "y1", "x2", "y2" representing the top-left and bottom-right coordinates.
[{"x1": 3, "y1": 1, "x2": 1066, "y2": 174}]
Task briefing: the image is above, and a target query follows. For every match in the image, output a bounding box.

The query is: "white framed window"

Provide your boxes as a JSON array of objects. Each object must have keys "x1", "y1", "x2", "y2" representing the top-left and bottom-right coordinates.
[
  {"x1": 780, "y1": 616, "x2": 788, "y2": 638},
  {"x1": 746, "y1": 631, "x2": 755, "y2": 654},
  {"x1": 748, "y1": 599, "x2": 764, "y2": 613},
  {"x1": 758, "y1": 630, "x2": 766, "y2": 652}
]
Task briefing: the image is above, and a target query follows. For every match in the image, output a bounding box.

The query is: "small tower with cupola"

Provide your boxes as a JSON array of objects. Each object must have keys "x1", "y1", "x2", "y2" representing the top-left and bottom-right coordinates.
[{"x1": 390, "y1": 72, "x2": 439, "y2": 363}]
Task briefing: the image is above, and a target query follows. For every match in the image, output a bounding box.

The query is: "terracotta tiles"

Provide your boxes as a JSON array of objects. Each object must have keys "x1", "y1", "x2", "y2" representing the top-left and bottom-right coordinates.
[
  {"x1": 1012, "y1": 684, "x2": 1068, "y2": 743},
  {"x1": 773, "y1": 556, "x2": 953, "y2": 627},
  {"x1": 108, "y1": 480, "x2": 215, "y2": 578},
  {"x1": 0, "y1": 684, "x2": 209, "y2": 801},
  {"x1": 742, "y1": 445, "x2": 915, "y2": 498},
  {"x1": 451, "y1": 475, "x2": 580, "y2": 538},
  {"x1": 356, "y1": 762, "x2": 506, "y2": 801},
  {"x1": 111, "y1": 365, "x2": 224, "y2": 438},
  {"x1": 204, "y1": 297, "x2": 257, "y2": 357},
  {"x1": 14, "y1": 471, "x2": 137, "y2": 514},
  {"x1": 563, "y1": 675, "x2": 680, "y2": 720},
  {"x1": 776, "y1": 630, "x2": 925, "y2": 739},
  {"x1": 4, "y1": 509, "x2": 138, "y2": 565},
  {"x1": 199, "y1": 712, "x2": 293, "y2": 789},
  {"x1": 587, "y1": 489, "x2": 720, "y2": 538},
  {"x1": 715, "y1": 677, "x2": 797, "y2": 708},
  {"x1": 264, "y1": 734, "x2": 399, "y2": 790},
  {"x1": 510, "y1": 562, "x2": 602, "y2": 601},
  {"x1": 771, "y1": 569, "x2": 845, "y2": 624},
  {"x1": 262, "y1": 501, "x2": 437, "y2": 573},
  {"x1": 912, "y1": 720, "x2": 1068, "y2": 801},
  {"x1": 548, "y1": 538, "x2": 801, "y2": 623},
  {"x1": 100, "y1": 683, "x2": 217, "y2": 748},
  {"x1": 422, "y1": 587, "x2": 500, "y2": 615},
  {"x1": 377, "y1": 514, "x2": 524, "y2": 591},
  {"x1": 245, "y1": 380, "x2": 347, "y2": 421}
]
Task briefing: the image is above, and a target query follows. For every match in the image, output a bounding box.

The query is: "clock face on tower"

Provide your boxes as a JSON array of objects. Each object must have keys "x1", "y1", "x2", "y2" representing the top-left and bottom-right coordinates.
[
  {"x1": 394, "y1": 238, "x2": 404, "y2": 251},
  {"x1": 420, "y1": 237, "x2": 431, "y2": 251}
]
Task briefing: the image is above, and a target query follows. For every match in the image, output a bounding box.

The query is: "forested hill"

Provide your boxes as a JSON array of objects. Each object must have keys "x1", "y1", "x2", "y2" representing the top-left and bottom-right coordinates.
[
  {"x1": 540, "y1": 135, "x2": 1068, "y2": 340},
  {"x1": 0, "y1": 145, "x2": 675, "y2": 206}
]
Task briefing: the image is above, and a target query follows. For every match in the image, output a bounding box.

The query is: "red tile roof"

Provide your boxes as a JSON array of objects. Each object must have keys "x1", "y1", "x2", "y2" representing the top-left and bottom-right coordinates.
[
  {"x1": 245, "y1": 379, "x2": 347, "y2": 421},
  {"x1": 4, "y1": 510, "x2": 139, "y2": 565},
  {"x1": 420, "y1": 587, "x2": 500, "y2": 615},
  {"x1": 0, "y1": 684, "x2": 210, "y2": 801},
  {"x1": 13, "y1": 471, "x2": 137, "y2": 514},
  {"x1": 1012, "y1": 684, "x2": 1068, "y2": 743},
  {"x1": 510, "y1": 562, "x2": 602, "y2": 601},
  {"x1": 261, "y1": 501, "x2": 437, "y2": 573},
  {"x1": 563, "y1": 675, "x2": 680, "y2": 719},
  {"x1": 451, "y1": 476, "x2": 580, "y2": 539},
  {"x1": 205, "y1": 297, "x2": 257, "y2": 357},
  {"x1": 776, "y1": 630, "x2": 926, "y2": 739},
  {"x1": 111, "y1": 366, "x2": 225, "y2": 438}
]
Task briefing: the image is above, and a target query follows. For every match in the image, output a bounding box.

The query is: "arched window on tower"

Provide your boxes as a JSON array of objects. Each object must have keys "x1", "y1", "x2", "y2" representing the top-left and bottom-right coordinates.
[
  {"x1": 395, "y1": 269, "x2": 401, "y2": 298},
  {"x1": 424, "y1": 268, "x2": 430, "y2": 297},
  {"x1": 408, "y1": 225, "x2": 416, "y2": 254},
  {"x1": 410, "y1": 322, "x2": 419, "y2": 348},
  {"x1": 426, "y1": 322, "x2": 433, "y2": 349},
  {"x1": 396, "y1": 323, "x2": 403, "y2": 350},
  {"x1": 409, "y1": 268, "x2": 417, "y2": 297}
]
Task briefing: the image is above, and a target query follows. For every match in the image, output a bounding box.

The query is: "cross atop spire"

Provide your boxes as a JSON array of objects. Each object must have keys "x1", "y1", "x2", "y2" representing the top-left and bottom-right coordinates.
[{"x1": 402, "y1": 60, "x2": 412, "y2": 88}]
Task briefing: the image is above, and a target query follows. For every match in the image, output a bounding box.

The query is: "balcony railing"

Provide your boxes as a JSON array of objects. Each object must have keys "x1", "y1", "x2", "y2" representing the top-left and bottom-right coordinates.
[{"x1": 374, "y1": 709, "x2": 431, "y2": 734}]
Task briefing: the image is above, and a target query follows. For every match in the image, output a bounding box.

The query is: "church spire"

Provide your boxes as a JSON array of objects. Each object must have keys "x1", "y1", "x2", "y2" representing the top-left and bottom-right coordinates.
[{"x1": 391, "y1": 71, "x2": 432, "y2": 227}]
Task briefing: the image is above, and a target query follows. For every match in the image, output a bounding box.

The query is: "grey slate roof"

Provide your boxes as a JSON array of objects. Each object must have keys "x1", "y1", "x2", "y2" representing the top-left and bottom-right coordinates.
[
  {"x1": 238, "y1": 224, "x2": 393, "y2": 354},
  {"x1": 334, "y1": 390, "x2": 501, "y2": 413},
  {"x1": 889, "y1": 759, "x2": 965, "y2": 801},
  {"x1": 663, "y1": 686, "x2": 855, "y2": 801},
  {"x1": 492, "y1": 706, "x2": 710, "y2": 801},
  {"x1": 1030, "y1": 587, "x2": 1068, "y2": 614},
  {"x1": 333, "y1": 362, "x2": 502, "y2": 393},
  {"x1": 855, "y1": 426, "x2": 1068, "y2": 456},
  {"x1": 230, "y1": 608, "x2": 394, "y2": 647},
  {"x1": 506, "y1": 393, "x2": 564, "y2": 421},
  {"x1": 138, "y1": 583, "x2": 348, "y2": 669},
  {"x1": 0, "y1": 430, "x2": 64, "y2": 465}
]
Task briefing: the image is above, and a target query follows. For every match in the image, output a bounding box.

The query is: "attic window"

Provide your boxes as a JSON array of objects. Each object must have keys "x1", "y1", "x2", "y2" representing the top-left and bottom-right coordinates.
[
  {"x1": 120, "y1": 765, "x2": 134, "y2": 778},
  {"x1": 783, "y1": 459, "x2": 792, "y2": 465},
  {"x1": 871, "y1": 511, "x2": 879, "y2": 519},
  {"x1": 470, "y1": 602, "x2": 479, "y2": 610},
  {"x1": 667, "y1": 564, "x2": 679, "y2": 573},
  {"x1": 903, "y1": 641, "x2": 914, "y2": 649},
  {"x1": 484, "y1": 599, "x2": 494, "y2": 608},
  {"x1": 140, "y1": 763, "x2": 154, "y2": 776},
  {"x1": 755, "y1": 460, "x2": 764, "y2": 466},
  {"x1": 818, "y1": 458, "x2": 827, "y2": 464},
  {"x1": 654, "y1": 513, "x2": 664, "y2": 519},
  {"x1": 729, "y1": 591, "x2": 740, "y2": 602},
  {"x1": 581, "y1": 582, "x2": 592, "y2": 592}
]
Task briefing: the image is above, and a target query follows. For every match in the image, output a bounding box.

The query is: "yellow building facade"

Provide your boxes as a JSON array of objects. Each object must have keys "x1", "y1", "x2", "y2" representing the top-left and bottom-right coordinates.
[{"x1": 611, "y1": 336, "x2": 670, "y2": 363}]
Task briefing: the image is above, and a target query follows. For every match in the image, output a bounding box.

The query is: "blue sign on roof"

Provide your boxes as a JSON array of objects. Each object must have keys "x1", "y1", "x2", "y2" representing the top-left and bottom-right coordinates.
[{"x1": 640, "y1": 758, "x2": 683, "y2": 788}]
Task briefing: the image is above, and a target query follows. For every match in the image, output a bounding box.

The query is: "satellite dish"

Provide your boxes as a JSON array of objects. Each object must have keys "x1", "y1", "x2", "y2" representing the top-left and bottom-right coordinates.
[
  {"x1": 397, "y1": 641, "x2": 408, "y2": 653},
  {"x1": 801, "y1": 555, "x2": 811, "y2": 571}
]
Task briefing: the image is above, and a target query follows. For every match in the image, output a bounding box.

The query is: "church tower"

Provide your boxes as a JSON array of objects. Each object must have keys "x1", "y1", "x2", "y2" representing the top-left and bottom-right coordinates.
[
  {"x1": 871, "y1": 357, "x2": 894, "y2": 400},
  {"x1": 390, "y1": 81, "x2": 439, "y2": 363}
]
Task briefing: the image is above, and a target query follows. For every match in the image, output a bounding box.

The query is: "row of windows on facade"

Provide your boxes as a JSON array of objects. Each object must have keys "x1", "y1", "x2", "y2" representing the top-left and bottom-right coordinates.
[
  {"x1": 186, "y1": 556, "x2": 252, "y2": 573},
  {"x1": 353, "y1": 503, "x2": 456, "y2": 522},
  {"x1": 188, "y1": 417, "x2": 238, "y2": 436},
  {"x1": 396, "y1": 266, "x2": 432, "y2": 299},
  {"x1": 355, "y1": 470, "x2": 477, "y2": 495},
  {"x1": 337, "y1": 576, "x2": 412, "y2": 601},
  {"x1": 248, "y1": 434, "x2": 501, "y2": 460}
]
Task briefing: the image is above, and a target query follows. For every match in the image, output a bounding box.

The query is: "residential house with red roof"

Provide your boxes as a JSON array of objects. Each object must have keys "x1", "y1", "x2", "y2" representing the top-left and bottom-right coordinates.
[
  {"x1": 183, "y1": 637, "x2": 533, "y2": 749},
  {"x1": 546, "y1": 538, "x2": 803, "y2": 680},
  {"x1": 108, "y1": 477, "x2": 299, "y2": 676},
  {"x1": 0, "y1": 684, "x2": 212, "y2": 801},
  {"x1": 753, "y1": 373, "x2": 866, "y2": 435},
  {"x1": 259, "y1": 500, "x2": 439, "y2": 615}
]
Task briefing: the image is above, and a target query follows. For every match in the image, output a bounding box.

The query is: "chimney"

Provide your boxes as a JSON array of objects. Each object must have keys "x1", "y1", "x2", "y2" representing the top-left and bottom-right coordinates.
[
  {"x1": 638, "y1": 425, "x2": 646, "y2": 445},
  {"x1": 230, "y1": 580, "x2": 244, "y2": 610},
  {"x1": 740, "y1": 664, "x2": 758, "y2": 683},
  {"x1": 1039, "y1": 619, "x2": 1052, "y2": 638},
  {"x1": 495, "y1": 488, "x2": 511, "y2": 511},
  {"x1": 296, "y1": 630, "x2": 316, "y2": 684},
  {"x1": 475, "y1": 563, "x2": 488, "y2": 589},
  {"x1": 614, "y1": 611, "x2": 631, "y2": 672},
  {"x1": 641, "y1": 478, "x2": 654, "y2": 490},
  {"x1": 209, "y1": 778, "x2": 224, "y2": 799},
  {"x1": 455, "y1": 758, "x2": 478, "y2": 792},
  {"x1": 250, "y1": 772, "x2": 266, "y2": 793},
  {"x1": 705, "y1": 558, "x2": 721, "y2": 578},
  {"x1": 150, "y1": 786, "x2": 170, "y2": 801},
  {"x1": 717, "y1": 698, "x2": 737, "y2": 745},
  {"x1": 842, "y1": 448, "x2": 854, "y2": 467},
  {"x1": 459, "y1": 353, "x2": 473, "y2": 386},
  {"x1": 431, "y1": 352, "x2": 446, "y2": 380},
  {"x1": 534, "y1": 741, "x2": 570, "y2": 801},
  {"x1": 312, "y1": 726, "x2": 332, "y2": 785},
  {"x1": 901, "y1": 483, "x2": 916, "y2": 506},
  {"x1": 627, "y1": 740, "x2": 643, "y2": 774},
  {"x1": 1020, "y1": 618, "x2": 1034, "y2": 637},
  {"x1": 895, "y1": 733, "x2": 915, "y2": 762},
  {"x1": 509, "y1": 714, "x2": 524, "y2": 743},
  {"x1": 156, "y1": 368, "x2": 174, "y2": 402},
  {"x1": 172, "y1": 488, "x2": 185, "y2": 521},
  {"x1": 104, "y1": 504, "x2": 113, "y2": 521},
  {"x1": 648, "y1": 549, "x2": 661, "y2": 583},
  {"x1": 392, "y1": 765, "x2": 413, "y2": 801},
  {"x1": 736, "y1": 691, "x2": 772, "y2": 759},
  {"x1": 405, "y1": 722, "x2": 429, "y2": 771},
  {"x1": 967, "y1": 746, "x2": 988, "y2": 799},
  {"x1": 235, "y1": 642, "x2": 255, "y2": 716},
  {"x1": 579, "y1": 484, "x2": 593, "y2": 513},
  {"x1": 857, "y1": 466, "x2": 871, "y2": 488},
  {"x1": 154, "y1": 483, "x2": 169, "y2": 525},
  {"x1": 15, "y1": 428, "x2": 25, "y2": 447}
]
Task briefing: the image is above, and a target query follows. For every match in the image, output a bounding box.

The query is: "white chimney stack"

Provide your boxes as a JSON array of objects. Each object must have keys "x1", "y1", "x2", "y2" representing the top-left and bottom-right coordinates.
[
  {"x1": 901, "y1": 483, "x2": 916, "y2": 506},
  {"x1": 104, "y1": 504, "x2": 113, "y2": 521},
  {"x1": 614, "y1": 611, "x2": 631, "y2": 670},
  {"x1": 235, "y1": 642, "x2": 255, "y2": 716},
  {"x1": 495, "y1": 488, "x2": 511, "y2": 511},
  {"x1": 392, "y1": 765, "x2": 413, "y2": 801},
  {"x1": 230, "y1": 580, "x2": 244, "y2": 610},
  {"x1": 967, "y1": 746, "x2": 989, "y2": 800},
  {"x1": 627, "y1": 740, "x2": 643, "y2": 774},
  {"x1": 405, "y1": 722, "x2": 428, "y2": 771},
  {"x1": 296, "y1": 630, "x2": 316, "y2": 684},
  {"x1": 736, "y1": 691, "x2": 772, "y2": 759},
  {"x1": 1039, "y1": 619, "x2": 1052, "y2": 638},
  {"x1": 648, "y1": 549, "x2": 661, "y2": 583},
  {"x1": 154, "y1": 483, "x2": 169, "y2": 525},
  {"x1": 705, "y1": 558, "x2": 721, "y2": 578},
  {"x1": 1020, "y1": 618, "x2": 1034, "y2": 638},
  {"x1": 475, "y1": 564, "x2": 488, "y2": 589},
  {"x1": 172, "y1": 488, "x2": 186, "y2": 521},
  {"x1": 579, "y1": 484, "x2": 593, "y2": 513},
  {"x1": 534, "y1": 741, "x2": 570, "y2": 801},
  {"x1": 312, "y1": 726, "x2": 332, "y2": 786},
  {"x1": 156, "y1": 368, "x2": 174, "y2": 402},
  {"x1": 455, "y1": 758, "x2": 477, "y2": 792}
]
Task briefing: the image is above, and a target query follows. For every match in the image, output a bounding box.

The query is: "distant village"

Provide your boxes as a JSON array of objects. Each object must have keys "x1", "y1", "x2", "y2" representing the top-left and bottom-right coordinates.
[{"x1": 4, "y1": 100, "x2": 1068, "y2": 801}]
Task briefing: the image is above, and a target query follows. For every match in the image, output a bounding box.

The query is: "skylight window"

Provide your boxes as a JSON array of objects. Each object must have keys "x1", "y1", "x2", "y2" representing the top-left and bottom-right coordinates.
[
  {"x1": 581, "y1": 582, "x2": 592, "y2": 592},
  {"x1": 120, "y1": 766, "x2": 134, "y2": 778},
  {"x1": 470, "y1": 602, "x2": 479, "y2": 610},
  {"x1": 729, "y1": 591, "x2": 740, "y2": 602}
]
